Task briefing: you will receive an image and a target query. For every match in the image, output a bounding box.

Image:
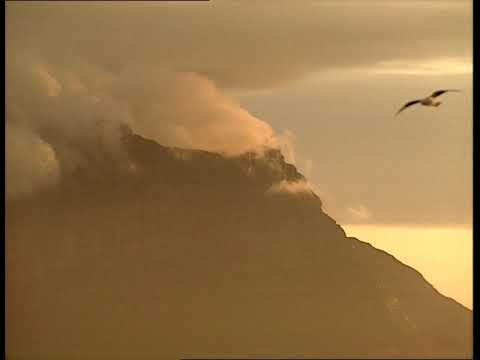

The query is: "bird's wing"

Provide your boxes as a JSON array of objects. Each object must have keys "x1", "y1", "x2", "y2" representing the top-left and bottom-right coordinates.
[
  {"x1": 430, "y1": 89, "x2": 461, "y2": 98},
  {"x1": 395, "y1": 100, "x2": 421, "y2": 115}
]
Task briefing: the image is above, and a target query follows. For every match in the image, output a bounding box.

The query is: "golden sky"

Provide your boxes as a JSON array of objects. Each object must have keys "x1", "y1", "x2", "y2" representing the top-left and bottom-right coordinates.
[
  {"x1": 6, "y1": 0, "x2": 472, "y2": 225},
  {"x1": 5, "y1": 1, "x2": 473, "y2": 356},
  {"x1": 344, "y1": 225, "x2": 472, "y2": 309}
]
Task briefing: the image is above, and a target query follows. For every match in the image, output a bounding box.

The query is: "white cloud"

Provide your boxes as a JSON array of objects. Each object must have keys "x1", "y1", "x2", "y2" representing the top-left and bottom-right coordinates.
[{"x1": 266, "y1": 180, "x2": 314, "y2": 196}]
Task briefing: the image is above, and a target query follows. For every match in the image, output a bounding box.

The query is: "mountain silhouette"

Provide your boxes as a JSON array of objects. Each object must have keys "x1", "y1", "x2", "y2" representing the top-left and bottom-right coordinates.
[{"x1": 6, "y1": 132, "x2": 472, "y2": 359}]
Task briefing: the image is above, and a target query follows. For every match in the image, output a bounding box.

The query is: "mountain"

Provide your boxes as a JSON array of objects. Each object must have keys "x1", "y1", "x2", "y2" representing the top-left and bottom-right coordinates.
[{"x1": 6, "y1": 133, "x2": 472, "y2": 360}]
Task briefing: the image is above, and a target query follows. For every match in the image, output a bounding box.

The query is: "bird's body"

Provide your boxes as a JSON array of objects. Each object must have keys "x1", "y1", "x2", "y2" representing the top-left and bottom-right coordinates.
[
  {"x1": 395, "y1": 89, "x2": 460, "y2": 115},
  {"x1": 419, "y1": 97, "x2": 440, "y2": 106}
]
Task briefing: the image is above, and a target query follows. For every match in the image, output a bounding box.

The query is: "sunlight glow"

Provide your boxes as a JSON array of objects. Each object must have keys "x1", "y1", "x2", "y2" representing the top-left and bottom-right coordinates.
[
  {"x1": 343, "y1": 224, "x2": 472, "y2": 309},
  {"x1": 370, "y1": 57, "x2": 472, "y2": 76}
]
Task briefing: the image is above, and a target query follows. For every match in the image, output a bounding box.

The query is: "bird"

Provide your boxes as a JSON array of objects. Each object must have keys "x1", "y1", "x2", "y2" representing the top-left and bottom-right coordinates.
[{"x1": 395, "y1": 89, "x2": 461, "y2": 116}]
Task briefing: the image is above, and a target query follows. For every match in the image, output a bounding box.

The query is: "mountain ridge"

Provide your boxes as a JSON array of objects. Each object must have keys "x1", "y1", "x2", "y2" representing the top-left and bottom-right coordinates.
[{"x1": 6, "y1": 132, "x2": 472, "y2": 359}]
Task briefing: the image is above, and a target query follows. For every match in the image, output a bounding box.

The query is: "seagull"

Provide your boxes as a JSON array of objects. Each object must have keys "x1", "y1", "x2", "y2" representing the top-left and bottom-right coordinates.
[{"x1": 395, "y1": 89, "x2": 461, "y2": 116}]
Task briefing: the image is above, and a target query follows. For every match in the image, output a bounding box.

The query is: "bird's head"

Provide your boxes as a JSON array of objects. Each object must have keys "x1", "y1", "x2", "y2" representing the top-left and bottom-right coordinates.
[{"x1": 434, "y1": 101, "x2": 442, "y2": 107}]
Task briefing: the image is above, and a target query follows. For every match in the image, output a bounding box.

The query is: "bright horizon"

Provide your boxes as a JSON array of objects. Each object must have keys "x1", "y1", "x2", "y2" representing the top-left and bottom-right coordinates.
[{"x1": 343, "y1": 224, "x2": 472, "y2": 309}]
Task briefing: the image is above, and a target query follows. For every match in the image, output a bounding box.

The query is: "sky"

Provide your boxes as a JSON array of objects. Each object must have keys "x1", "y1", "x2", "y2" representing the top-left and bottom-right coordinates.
[
  {"x1": 6, "y1": 0, "x2": 472, "y2": 306},
  {"x1": 344, "y1": 224, "x2": 472, "y2": 309},
  {"x1": 6, "y1": 0, "x2": 472, "y2": 226},
  {"x1": 229, "y1": 1, "x2": 473, "y2": 226}
]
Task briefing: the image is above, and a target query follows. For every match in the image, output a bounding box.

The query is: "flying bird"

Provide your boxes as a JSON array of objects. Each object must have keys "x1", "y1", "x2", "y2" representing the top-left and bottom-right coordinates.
[{"x1": 395, "y1": 89, "x2": 461, "y2": 116}]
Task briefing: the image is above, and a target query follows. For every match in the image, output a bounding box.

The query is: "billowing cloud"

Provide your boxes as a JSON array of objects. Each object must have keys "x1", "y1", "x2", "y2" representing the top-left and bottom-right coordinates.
[
  {"x1": 5, "y1": 1, "x2": 471, "y2": 199},
  {"x1": 110, "y1": 66, "x2": 277, "y2": 155},
  {"x1": 6, "y1": 58, "x2": 278, "y2": 197},
  {"x1": 6, "y1": 123, "x2": 60, "y2": 198}
]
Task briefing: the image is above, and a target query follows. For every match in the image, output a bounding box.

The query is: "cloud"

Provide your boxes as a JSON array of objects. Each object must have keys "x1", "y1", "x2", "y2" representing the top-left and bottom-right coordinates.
[
  {"x1": 6, "y1": 1, "x2": 471, "y2": 91},
  {"x1": 5, "y1": 59, "x2": 278, "y2": 197},
  {"x1": 5, "y1": 1, "x2": 471, "y2": 198},
  {"x1": 345, "y1": 204, "x2": 373, "y2": 222},
  {"x1": 266, "y1": 180, "x2": 315, "y2": 196},
  {"x1": 277, "y1": 129, "x2": 297, "y2": 165},
  {"x1": 303, "y1": 159, "x2": 314, "y2": 179},
  {"x1": 6, "y1": 123, "x2": 60, "y2": 198},
  {"x1": 368, "y1": 57, "x2": 472, "y2": 76},
  {"x1": 110, "y1": 66, "x2": 277, "y2": 156},
  {"x1": 32, "y1": 64, "x2": 62, "y2": 97}
]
